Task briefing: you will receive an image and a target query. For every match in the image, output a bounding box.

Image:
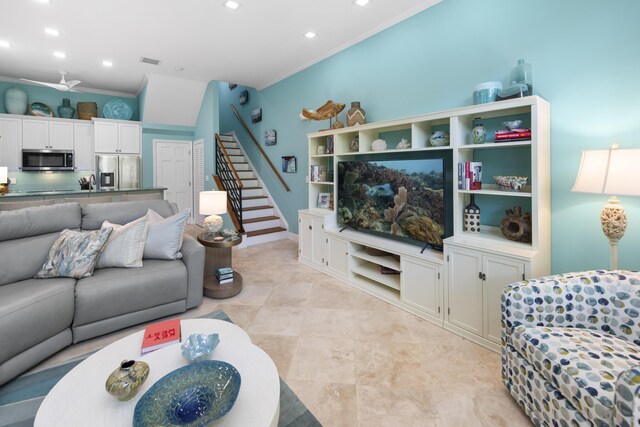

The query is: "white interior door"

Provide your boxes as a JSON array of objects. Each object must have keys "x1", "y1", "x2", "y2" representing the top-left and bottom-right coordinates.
[
  {"x1": 193, "y1": 139, "x2": 205, "y2": 226},
  {"x1": 154, "y1": 140, "x2": 193, "y2": 217}
]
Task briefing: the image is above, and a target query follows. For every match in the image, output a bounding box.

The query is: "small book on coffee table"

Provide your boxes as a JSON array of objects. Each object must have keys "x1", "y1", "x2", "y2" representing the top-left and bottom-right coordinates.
[{"x1": 141, "y1": 318, "x2": 181, "y2": 354}]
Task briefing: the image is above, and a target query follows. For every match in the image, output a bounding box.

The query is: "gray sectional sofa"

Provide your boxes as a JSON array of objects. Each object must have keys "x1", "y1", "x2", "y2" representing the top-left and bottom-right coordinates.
[{"x1": 0, "y1": 200, "x2": 205, "y2": 386}]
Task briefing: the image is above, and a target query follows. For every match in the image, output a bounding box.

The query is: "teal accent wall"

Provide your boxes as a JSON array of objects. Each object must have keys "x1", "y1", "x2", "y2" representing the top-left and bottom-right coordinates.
[
  {"x1": 194, "y1": 81, "x2": 220, "y2": 191},
  {"x1": 219, "y1": 0, "x2": 640, "y2": 273},
  {"x1": 141, "y1": 123, "x2": 195, "y2": 187},
  {"x1": 0, "y1": 82, "x2": 138, "y2": 120}
]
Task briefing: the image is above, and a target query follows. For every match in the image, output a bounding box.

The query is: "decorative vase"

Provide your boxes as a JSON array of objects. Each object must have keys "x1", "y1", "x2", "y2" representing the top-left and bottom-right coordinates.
[
  {"x1": 350, "y1": 137, "x2": 359, "y2": 152},
  {"x1": 463, "y1": 195, "x2": 480, "y2": 233},
  {"x1": 57, "y1": 98, "x2": 75, "y2": 119},
  {"x1": 346, "y1": 101, "x2": 366, "y2": 127},
  {"x1": 472, "y1": 123, "x2": 486, "y2": 144},
  {"x1": 510, "y1": 58, "x2": 533, "y2": 96},
  {"x1": 4, "y1": 87, "x2": 28, "y2": 115},
  {"x1": 105, "y1": 359, "x2": 150, "y2": 401}
]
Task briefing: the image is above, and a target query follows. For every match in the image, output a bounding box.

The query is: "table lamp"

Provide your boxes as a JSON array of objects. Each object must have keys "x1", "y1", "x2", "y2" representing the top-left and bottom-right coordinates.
[
  {"x1": 199, "y1": 191, "x2": 227, "y2": 234},
  {"x1": 0, "y1": 167, "x2": 8, "y2": 195},
  {"x1": 572, "y1": 146, "x2": 640, "y2": 270}
]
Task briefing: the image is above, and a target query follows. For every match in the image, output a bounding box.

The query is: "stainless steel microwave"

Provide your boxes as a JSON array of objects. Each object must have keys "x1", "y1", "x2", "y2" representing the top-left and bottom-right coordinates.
[{"x1": 22, "y1": 149, "x2": 74, "y2": 171}]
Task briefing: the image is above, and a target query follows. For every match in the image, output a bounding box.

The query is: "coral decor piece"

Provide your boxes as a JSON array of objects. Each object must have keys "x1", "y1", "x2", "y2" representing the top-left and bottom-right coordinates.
[
  {"x1": 371, "y1": 139, "x2": 387, "y2": 151},
  {"x1": 500, "y1": 206, "x2": 532, "y2": 243},
  {"x1": 383, "y1": 187, "x2": 409, "y2": 235},
  {"x1": 396, "y1": 138, "x2": 411, "y2": 149},
  {"x1": 301, "y1": 100, "x2": 345, "y2": 121}
]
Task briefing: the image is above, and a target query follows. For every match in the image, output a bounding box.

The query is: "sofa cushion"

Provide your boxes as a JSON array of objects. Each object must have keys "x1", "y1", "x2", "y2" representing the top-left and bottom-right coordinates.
[
  {"x1": 511, "y1": 325, "x2": 640, "y2": 426},
  {"x1": 144, "y1": 209, "x2": 189, "y2": 260},
  {"x1": 81, "y1": 200, "x2": 177, "y2": 230},
  {"x1": 0, "y1": 203, "x2": 80, "y2": 242},
  {"x1": 96, "y1": 216, "x2": 149, "y2": 268},
  {"x1": 35, "y1": 228, "x2": 113, "y2": 279},
  {"x1": 73, "y1": 260, "x2": 187, "y2": 327},
  {"x1": 0, "y1": 278, "x2": 75, "y2": 363},
  {"x1": 0, "y1": 232, "x2": 60, "y2": 286}
]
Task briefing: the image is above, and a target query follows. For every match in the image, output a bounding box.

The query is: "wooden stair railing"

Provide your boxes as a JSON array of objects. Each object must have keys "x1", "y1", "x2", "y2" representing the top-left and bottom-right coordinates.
[
  {"x1": 230, "y1": 104, "x2": 290, "y2": 192},
  {"x1": 215, "y1": 134, "x2": 244, "y2": 232}
]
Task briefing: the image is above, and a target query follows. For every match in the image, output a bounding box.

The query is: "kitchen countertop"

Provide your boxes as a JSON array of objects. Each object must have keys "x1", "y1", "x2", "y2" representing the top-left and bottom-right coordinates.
[{"x1": 0, "y1": 187, "x2": 166, "y2": 198}]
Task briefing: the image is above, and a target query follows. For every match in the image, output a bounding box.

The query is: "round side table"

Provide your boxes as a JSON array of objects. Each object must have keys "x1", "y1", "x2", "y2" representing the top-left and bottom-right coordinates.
[{"x1": 197, "y1": 233, "x2": 243, "y2": 298}]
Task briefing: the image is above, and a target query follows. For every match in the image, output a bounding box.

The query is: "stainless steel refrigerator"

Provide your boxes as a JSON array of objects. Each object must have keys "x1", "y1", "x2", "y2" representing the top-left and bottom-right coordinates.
[{"x1": 96, "y1": 155, "x2": 140, "y2": 190}]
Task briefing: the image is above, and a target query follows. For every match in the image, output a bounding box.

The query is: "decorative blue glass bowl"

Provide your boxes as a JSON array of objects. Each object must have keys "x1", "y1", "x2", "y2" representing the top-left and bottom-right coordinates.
[
  {"x1": 133, "y1": 360, "x2": 241, "y2": 427},
  {"x1": 103, "y1": 98, "x2": 133, "y2": 120}
]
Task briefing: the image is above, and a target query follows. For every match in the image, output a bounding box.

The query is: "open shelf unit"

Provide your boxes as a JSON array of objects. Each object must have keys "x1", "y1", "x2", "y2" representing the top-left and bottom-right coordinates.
[{"x1": 300, "y1": 96, "x2": 550, "y2": 353}]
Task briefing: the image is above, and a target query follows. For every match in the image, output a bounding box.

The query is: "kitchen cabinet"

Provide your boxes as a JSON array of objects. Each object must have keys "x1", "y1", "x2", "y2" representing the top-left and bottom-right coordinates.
[
  {"x1": 74, "y1": 123, "x2": 94, "y2": 171},
  {"x1": 0, "y1": 117, "x2": 22, "y2": 171},
  {"x1": 94, "y1": 120, "x2": 141, "y2": 154},
  {"x1": 22, "y1": 119, "x2": 73, "y2": 150}
]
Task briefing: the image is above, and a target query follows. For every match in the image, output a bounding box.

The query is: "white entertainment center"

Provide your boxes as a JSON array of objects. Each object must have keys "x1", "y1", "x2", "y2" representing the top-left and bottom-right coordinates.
[{"x1": 298, "y1": 96, "x2": 550, "y2": 352}]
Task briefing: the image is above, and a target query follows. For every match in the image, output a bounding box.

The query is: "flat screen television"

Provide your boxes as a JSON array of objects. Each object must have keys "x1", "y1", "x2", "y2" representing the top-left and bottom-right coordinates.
[{"x1": 337, "y1": 159, "x2": 446, "y2": 250}]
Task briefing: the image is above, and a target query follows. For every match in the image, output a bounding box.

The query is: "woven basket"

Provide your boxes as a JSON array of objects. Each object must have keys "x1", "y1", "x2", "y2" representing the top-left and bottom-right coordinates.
[{"x1": 77, "y1": 102, "x2": 97, "y2": 120}]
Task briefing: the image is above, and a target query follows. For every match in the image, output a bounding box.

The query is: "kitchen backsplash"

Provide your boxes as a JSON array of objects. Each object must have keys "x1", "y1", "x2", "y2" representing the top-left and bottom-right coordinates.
[{"x1": 7, "y1": 170, "x2": 94, "y2": 192}]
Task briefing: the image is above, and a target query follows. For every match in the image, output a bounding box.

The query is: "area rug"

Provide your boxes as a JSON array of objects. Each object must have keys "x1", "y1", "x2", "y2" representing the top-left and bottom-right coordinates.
[{"x1": 0, "y1": 310, "x2": 320, "y2": 427}]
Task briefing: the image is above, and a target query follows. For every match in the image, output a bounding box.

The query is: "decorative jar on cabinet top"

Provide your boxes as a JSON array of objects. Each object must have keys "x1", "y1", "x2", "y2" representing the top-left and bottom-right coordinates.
[
  {"x1": 346, "y1": 101, "x2": 366, "y2": 127},
  {"x1": 105, "y1": 359, "x2": 150, "y2": 401},
  {"x1": 57, "y1": 98, "x2": 75, "y2": 119},
  {"x1": 4, "y1": 87, "x2": 28, "y2": 115}
]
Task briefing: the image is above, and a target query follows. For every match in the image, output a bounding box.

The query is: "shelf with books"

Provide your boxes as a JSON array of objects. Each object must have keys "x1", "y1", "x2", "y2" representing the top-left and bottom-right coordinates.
[
  {"x1": 457, "y1": 140, "x2": 531, "y2": 150},
  {"x1": 458, "y1": 185, "x2": 532, "y2": 197}
]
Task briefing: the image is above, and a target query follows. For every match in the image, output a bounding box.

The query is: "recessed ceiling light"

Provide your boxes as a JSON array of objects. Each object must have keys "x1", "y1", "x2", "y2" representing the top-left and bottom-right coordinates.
[
  {"x1": 0, "y1": 40, "x2": 11, "y2": 48},
  {"x1": 304, "y1": 32, "x2": 316, "y2": 39},
  {"x1": 355, "y1": 0, "x2": 370, "y2": 5},
  {"x1": 53, "y1": 51, "x2": 66, "y2": 58},
  {"x1": 44, "y1": 28, "x2": 60, "y2": 37},
  {"x1": 102, "y1": 60, "x2": 113, "y2": 67},
  {"x1": 224, "y1": 1, "x2": 240, "y2": 10}
]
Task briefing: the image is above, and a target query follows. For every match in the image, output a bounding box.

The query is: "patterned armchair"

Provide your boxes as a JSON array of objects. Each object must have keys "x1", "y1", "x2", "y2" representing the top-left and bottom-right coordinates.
[{"x1": 501, "y1": 270, "x2": 640, "y2": 427}]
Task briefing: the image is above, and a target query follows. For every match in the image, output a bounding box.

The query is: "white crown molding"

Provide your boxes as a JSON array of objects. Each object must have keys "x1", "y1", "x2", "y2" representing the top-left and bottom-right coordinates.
[
  {"x1": 255, "y1": 0, "x2": 441, "y2": 91},
  {"x1": 136, "y1": 73, "x2": 150, "y2": 97},
  {"x1": 0, "y1": 75, "x2": 137, "y2": 98}
]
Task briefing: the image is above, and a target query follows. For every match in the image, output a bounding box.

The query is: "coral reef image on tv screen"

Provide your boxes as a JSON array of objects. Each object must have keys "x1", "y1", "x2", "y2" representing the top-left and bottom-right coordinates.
[{"x1": 337, "y1": 159, "x2": 445, "y2": 248}]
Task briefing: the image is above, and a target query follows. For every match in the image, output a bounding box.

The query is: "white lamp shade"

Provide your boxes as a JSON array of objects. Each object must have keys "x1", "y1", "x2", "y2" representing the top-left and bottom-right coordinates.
[
  {"x1": 0, "y1": 167, "x2": 7, "y2": 184},
  {"x1": 572, "y1": 148, "x2": 640, "y2": 196},
  {"x1": 199, "y1": 191, "x2": 227, "y2": 215}
]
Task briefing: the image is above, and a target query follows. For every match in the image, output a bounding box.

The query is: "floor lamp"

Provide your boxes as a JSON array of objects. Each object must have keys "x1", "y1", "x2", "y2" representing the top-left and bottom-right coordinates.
[
  {"x1": 572, "y1": 147, "x2": 640, "y2": 270},
  {"x1": 200, "y1": 191, "x2": 228, "y2": 235}
]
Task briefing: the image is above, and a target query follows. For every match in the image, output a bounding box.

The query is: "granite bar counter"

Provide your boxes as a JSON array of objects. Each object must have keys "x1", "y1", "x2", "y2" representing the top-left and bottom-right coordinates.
[{"x1": 0, "y1": 188, "x2": 166, "y2": 210}]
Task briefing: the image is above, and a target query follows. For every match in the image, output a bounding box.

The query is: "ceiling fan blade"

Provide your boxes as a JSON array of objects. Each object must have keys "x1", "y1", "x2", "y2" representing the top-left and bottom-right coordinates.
[
  {"x1": 20, "y1": 78, "x2": 70, "y2": 91},
  {"x1": 66, "y1": 80, "x2": 81, "y2": 88}
]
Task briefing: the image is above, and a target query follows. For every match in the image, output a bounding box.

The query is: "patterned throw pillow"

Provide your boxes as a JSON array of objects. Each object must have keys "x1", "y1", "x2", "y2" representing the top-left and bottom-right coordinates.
[
  {"x1": 96, "y1": 215, "x2": 149, "y2": 268},
  {"x1": 35, "y1": 228, "x2": 113, "y2": 279}
]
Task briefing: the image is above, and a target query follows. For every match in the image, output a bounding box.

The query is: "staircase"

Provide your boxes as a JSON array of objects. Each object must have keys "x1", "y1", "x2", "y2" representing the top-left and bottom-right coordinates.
[{"x1": 217, "y1": 134, "x2": 289, "y2": 246}]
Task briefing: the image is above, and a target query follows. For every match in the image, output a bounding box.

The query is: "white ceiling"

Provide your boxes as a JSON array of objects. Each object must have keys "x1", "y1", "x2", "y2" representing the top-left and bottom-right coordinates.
[{"x1": 0, "y1": 0, "x2": 440, "y2": 96}]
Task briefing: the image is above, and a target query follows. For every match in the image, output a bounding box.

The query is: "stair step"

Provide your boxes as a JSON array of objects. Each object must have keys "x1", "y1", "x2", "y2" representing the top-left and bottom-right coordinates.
[
  {"x1": 243, "y1": 195, "x2": 268, "y2": 200},
  {"x1": 242, "y1": 186, "x2": 262, "y2": 190},
  {"x1": 246, "y1": 226, "x2": 287, "y2": 237},
  {"x1": 243, "y1": 205, "x2": 273, "y2": 211},
  {"x1": 243, "y1": 215, "x2": 279, "y2": 224},
  {"x1": 219, "y1": 135, "x2": 234, "y2": 141}
]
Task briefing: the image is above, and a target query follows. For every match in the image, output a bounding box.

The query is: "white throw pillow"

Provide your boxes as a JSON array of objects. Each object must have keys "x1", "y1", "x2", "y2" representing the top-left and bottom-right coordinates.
[
  {"x1": 96, "y1": 215, "x2": 149, "y2": 268},
  {"x1": 144, "y1": 208, "x2": 190, "y2": 260}
]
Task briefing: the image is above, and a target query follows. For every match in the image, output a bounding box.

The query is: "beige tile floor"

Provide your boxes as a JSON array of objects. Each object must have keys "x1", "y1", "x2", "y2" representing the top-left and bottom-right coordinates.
[{"x1": 36, "y1": 236, "x2": 533, "y2": 426}]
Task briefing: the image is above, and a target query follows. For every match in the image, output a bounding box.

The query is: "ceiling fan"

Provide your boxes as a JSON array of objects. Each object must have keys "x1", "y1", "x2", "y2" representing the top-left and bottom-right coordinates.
[{"x1": 20, "y1": 71, "x2": 82, "y2": 92}]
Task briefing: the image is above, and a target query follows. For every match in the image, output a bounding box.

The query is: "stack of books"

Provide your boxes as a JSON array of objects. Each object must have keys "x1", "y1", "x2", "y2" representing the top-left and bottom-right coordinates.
[
  {"x1": 494, "y1": 129, "x2": 531, "y2": 142},
  {"x1": 141, "y1": 318, "x2": 181, "y2": 355},
  {"x1": 458, "y1": 162, "x2": 482, "y2": 190},
  {"x1": 216, "y1": 267, "x2": 234, "y2": 284}
]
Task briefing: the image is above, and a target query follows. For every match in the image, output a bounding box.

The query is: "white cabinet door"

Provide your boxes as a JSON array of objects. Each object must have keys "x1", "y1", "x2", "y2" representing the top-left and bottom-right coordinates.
[
  {"x1": 311, "y1": 216, "x2": 325, "y2": 267},
  {"x1": 118, "y1": 123, "x2": 141, "y2": 154},
  {"x1": 299, "y1": 213, "x2": 312, "y2": 262},
  {"x1": 22, "y1": 119, "x2": 49, "y2": 149},
  {"x1": 446, "y1": 246, "x2": 483, "y2": 335},
  {"x1": 402, "y1": 256, "x2": 442, "y2": 319},
  {"x1": 0, "y1": 118, "x2": 22, "y2": 171},
  {"x1": 94, "y1": 121, "x2": 119, "y2": 153},
  {"x1": 74, "y1": 123, "x2": 94, "y2": 171},
  {"x1": 327, "y1": 235, "x2": 349, "y2": 277},
  {"x1": 483, "y1": 255, "x2": 525, "y2": 344},
  {"x1": 49, "y1": 121, "x2": 74, "y2": 150}
]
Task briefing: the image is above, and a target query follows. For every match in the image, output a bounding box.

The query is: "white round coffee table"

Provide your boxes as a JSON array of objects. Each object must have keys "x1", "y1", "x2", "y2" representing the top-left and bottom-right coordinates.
[{"x1": 34, "y1": 319, "x2": 280, "y2": 427}]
